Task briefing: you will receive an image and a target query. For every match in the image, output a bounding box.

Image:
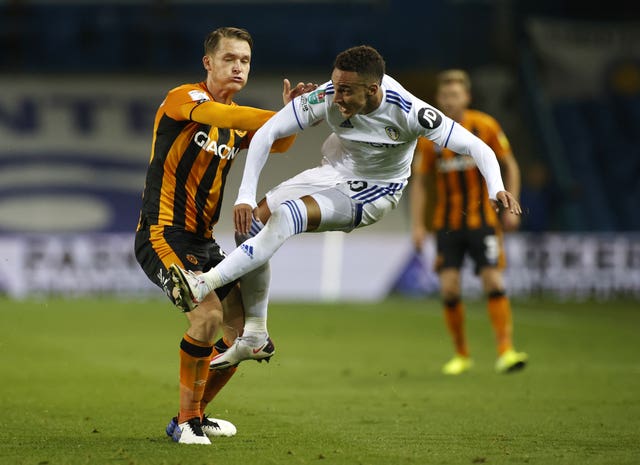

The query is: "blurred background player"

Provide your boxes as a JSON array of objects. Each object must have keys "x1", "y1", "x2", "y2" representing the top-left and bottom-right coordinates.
[
  {"x1": 134, "y1": 26, "x2": 311, "y2": 444},
  {"x1": 410, "y1": 69, "x2": 528, "y2": 375},
  {"x1": 170, "y1": 46, "x2": 522, "y2": 370}
]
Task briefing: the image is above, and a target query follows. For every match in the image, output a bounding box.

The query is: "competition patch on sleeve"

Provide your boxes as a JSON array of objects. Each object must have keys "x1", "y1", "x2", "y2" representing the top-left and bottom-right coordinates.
[
  {"x1": 307, "y1": 89, "x2": 326, "y2": 104},
  {"x1": 188, "y1": 90, "x2": 210, "y2": 102}
]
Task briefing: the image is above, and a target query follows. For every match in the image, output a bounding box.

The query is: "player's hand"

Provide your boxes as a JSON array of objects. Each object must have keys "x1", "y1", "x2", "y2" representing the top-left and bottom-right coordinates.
[
  {"x1": 501, "y1": 210, "x2": 521, "y2": 232},
  {"x1": 491, "y1": 191, "x2": 522, "y2": 215},
  {"x1": 282, "y1": 78, "x2": 318, "y2": 105},
  {"x1": 234, "y1": 203, "x2": 254, "y2": 236}
]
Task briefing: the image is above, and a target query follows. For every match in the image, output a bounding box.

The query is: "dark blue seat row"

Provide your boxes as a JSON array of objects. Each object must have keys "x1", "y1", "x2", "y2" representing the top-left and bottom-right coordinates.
[
  {"x1": 552, "y1": 98, "x2": 640, "y2": 231},
  {"x1": 0, "y1": 2, "x2": 496, "y2": 73}
]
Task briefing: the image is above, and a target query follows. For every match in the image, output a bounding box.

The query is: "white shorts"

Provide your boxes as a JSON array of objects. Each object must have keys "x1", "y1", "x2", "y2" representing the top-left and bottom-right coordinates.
[{"x1": 265, "y1": 163, "x2": 405, "y2": 232}]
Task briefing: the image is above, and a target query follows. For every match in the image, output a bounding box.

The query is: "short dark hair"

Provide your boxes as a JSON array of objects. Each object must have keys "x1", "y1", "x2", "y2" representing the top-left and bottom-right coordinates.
[
  {"x1": 334, "y1": 45, "x2": 385, "y2": 83},
  {"x1": 204, "y1": 27, "x2": 253, "y2": 55}
]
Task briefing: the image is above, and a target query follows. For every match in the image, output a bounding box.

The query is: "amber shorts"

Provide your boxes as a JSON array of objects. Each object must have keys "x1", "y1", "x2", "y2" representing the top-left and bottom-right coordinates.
[{"x1": 135, "y1": 225, "x2": 236, "y2": 305}]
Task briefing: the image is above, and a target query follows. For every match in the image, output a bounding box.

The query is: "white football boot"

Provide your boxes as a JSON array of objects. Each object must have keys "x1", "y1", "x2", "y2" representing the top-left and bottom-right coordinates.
[
  {"x1": 201, "y1": 414, "x2": 237, "y2": 437},
  {"x1": 209, "y1": 334, "x2": 275, "y2": 370},
  {"x1": 171, "y1": 417, "x2": 211, "y2": 445},
  {"x1": 167, "y1": 415, "x2": 236, "y2": 438},
  {"x1": 169, "y1": 264, "x2": 210, "y2": 312}
]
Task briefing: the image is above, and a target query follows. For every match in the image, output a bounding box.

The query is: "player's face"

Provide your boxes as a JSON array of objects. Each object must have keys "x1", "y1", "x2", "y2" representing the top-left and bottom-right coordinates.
[
  {"x1": 436, "y1": 82, "x2": 470, "y2": 120},
  {"x1": 331, "y1": 69, "x2": 378, "y2": 118},
  {"x1": 204, "y1": 37, "x2": 252, "y2": 94}
]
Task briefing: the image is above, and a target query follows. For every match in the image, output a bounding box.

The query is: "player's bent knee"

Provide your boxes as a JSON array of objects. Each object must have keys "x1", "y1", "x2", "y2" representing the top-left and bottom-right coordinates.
[
  {"x1": 440, "y1": 280, "x2": 461, "y2": 303},
  {"x1": 270, "y1": 201, "x2": 305, "y2": 235},
  {"x1": 312, "y1": 189, "x2": 360, "y2": 232},
  {"x1": 480, "y1": 267, "x2": 504, "y2": 288},
  {"x1": 268, "y1": 205, "x2": 289, "y2": 229}
]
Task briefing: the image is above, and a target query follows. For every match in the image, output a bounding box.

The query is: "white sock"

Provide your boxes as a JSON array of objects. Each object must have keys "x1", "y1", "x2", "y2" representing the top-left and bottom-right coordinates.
[
  {"x1": 243, "y1": 318, "x2": 268, "y2": 334},
  {"x1": 237, "y1": 217, "x2": 270, "y2": 336},
  {"x1": 239, "y1": 263, "x2": 270, "y2": 334},
  {"x1": 202, "y1": 200, "x2": 307, "y2": 290}
]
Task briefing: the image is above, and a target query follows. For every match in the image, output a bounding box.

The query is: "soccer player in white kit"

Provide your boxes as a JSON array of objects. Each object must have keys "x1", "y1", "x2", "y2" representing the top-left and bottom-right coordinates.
[{"x1": 170, "y1": 45, "x2": 522, "y2": 368}]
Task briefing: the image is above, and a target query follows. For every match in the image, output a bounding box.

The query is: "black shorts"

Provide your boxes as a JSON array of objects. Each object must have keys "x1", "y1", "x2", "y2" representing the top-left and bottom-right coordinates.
[
  {"x1": 435, "y1": 226, "x2": 505, "y2": 274},
  {"x1": 134, "y1": 225, "x2": 237, "y2": 306}
]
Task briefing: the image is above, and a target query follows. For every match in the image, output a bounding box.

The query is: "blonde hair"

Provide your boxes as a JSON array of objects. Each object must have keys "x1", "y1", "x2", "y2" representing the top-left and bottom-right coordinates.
[
  {"x1": 436, "y1": 69, "x2": 471, "y2": 92},
  {"x1": 204, "y1": 27, "x2": 253, "y2": 56}
]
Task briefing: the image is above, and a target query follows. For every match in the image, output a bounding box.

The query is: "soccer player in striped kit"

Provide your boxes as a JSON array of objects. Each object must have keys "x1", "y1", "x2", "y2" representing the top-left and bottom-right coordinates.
[
  {"x1": 170, "y1": 46, "x2": 522, "y2": 371},
  {"x1": 410, "y1": 69, "x2": 528, "y2": 375},
  {"x1": 135, "y1": 27, "x2": 313, "y2": 444}
]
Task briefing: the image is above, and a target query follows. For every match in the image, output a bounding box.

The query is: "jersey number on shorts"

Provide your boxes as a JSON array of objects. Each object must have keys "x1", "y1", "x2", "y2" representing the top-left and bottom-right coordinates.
[
  {"x1": 347, "y1": 181, "x2": 369, "y2": 192},
  {"x1": 484, "y1": 235, "x2": 499, "y2": 263}
]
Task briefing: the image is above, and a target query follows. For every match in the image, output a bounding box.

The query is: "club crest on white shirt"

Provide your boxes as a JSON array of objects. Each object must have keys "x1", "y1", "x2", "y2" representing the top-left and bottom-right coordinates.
[{"x1": 385, "y1": 126, "x2": 399, "y2": 141}]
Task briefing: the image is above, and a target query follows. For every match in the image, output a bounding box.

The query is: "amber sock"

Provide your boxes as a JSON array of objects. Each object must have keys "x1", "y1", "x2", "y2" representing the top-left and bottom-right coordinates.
[
  {"x1": 178, "y1": 333, "x2": 212, "y2": 424},
  {"x1": 200, "y1": 338, "x2": 238, "y2": 416},
  {"x1": 487, "y1": 290, "x2": 513, "y2": 355},
  {"x1": 443, "y1": 298, "x2": 469, "y2": 357}
]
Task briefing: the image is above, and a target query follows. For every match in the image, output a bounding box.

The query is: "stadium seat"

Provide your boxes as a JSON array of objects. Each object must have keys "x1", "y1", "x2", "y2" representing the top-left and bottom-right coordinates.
[{"x1": 552, "y1": 101, "x2": 617, "y2": 230}]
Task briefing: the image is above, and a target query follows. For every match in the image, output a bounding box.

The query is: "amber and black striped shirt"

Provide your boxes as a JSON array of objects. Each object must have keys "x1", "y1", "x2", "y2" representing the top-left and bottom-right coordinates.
[
  {"x1": 415, "y1": 109, "x2": 512, "y2": 231},
  {"x1": 138, "y1": 82, "x2": 293, "y2": 238}
]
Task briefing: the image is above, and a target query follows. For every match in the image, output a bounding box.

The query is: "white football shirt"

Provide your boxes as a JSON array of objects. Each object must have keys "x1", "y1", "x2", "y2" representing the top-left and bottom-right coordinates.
[
  {"x1": 236, "y1": 74, "x2": 505, "y2": 208},
  {"x1": 292, "y1": 75, "x2": 450, "y2": 183}
]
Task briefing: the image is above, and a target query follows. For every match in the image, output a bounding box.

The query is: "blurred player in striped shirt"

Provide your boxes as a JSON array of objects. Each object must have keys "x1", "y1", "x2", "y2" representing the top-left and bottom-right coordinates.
[{"x1": 410, "y1": 69, "x2": 528, "y2": 375}]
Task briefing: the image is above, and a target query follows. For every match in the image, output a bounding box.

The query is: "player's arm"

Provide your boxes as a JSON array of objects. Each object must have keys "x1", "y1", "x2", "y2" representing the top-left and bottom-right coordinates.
[
  {"x1": 488, "y1": 121, "x2": 522, "y2": 229},
  {"x1": 183, "y1": 101, "x2": 275, "y2": 131},
  {"x1": 485, "y1": 119, "x2": 521, "y2": 202},
  {"x1": 498, "y1": 152, "x2": 521, "y2": 230},
  {"x1": 413, "y1": 102, "x2": 520, "y2": 213},
  {"x1": 268, "y1": 133, "x2": 297, "y2": 153},
  {"x1": 500, "y1": 153, "x2": 521, "y2": 200},
  {"x1": 162, "y1": 86, "x2": 275, "y2": 131},
  {"x1": 189, "y1": 101, "x2": 296, "y2": 153},
  {"x1": 410, "y1": 140, "x2": 434, "y2": 252},
  {"x1": 234, "y1": 101, "x2": 313, "y2": 234},
  {"x1": 444, "y1": 123, "x2": 521, "y2": 214},
  {"x1": 410, "y1": 173, "x2": 426, "y2": 252}
]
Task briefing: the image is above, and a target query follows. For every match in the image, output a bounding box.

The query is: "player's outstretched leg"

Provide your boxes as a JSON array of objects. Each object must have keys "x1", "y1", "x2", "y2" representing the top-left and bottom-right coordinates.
[{"x1": 170, "y1": 200, "x2": 305, "y2": 310}]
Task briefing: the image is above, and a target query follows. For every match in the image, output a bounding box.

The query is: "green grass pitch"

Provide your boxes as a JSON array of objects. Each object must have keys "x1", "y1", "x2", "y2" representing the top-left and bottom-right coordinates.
[{"x1": 1, "y1": 297, "x2": 638, "y2": 465}]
